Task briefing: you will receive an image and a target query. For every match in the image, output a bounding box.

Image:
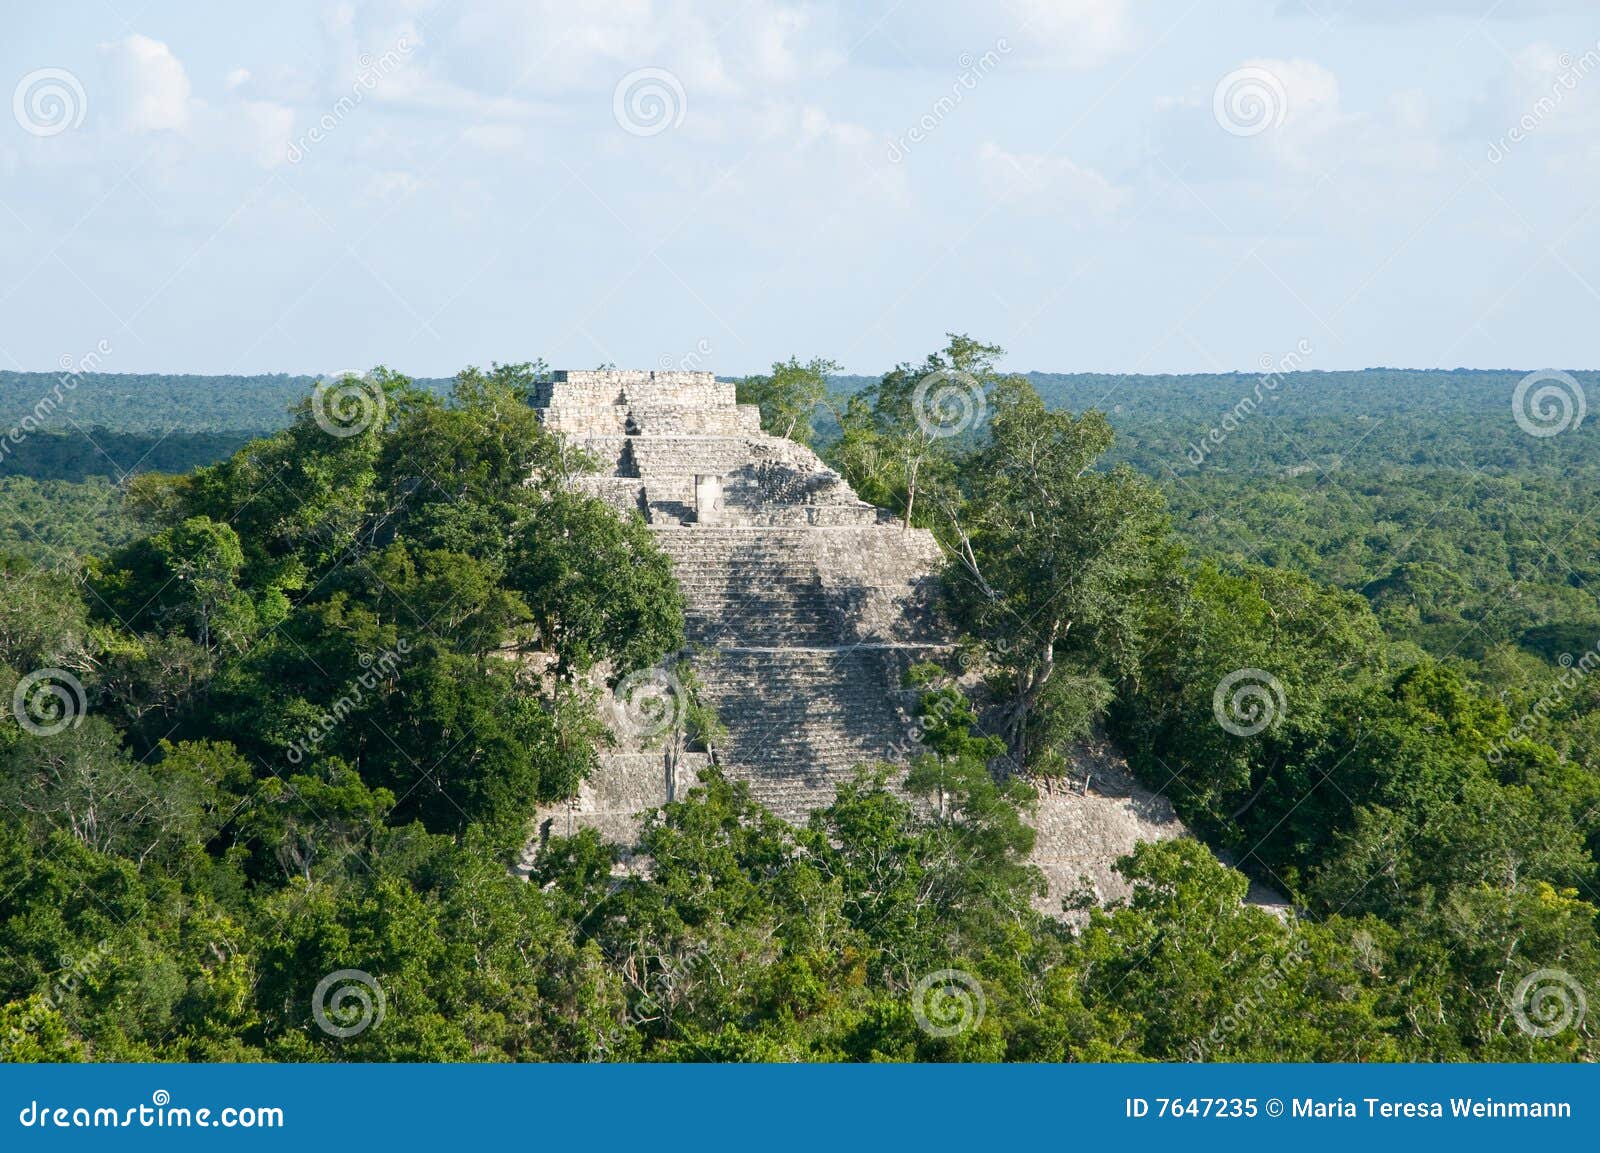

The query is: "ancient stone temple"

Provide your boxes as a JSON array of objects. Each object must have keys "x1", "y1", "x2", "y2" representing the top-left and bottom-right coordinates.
[
  {"x1": 528, "y1": 368, "x2": 1243, "y2": 917},
  {"x1": 530, "y1": 369, "x2": 950, "y2": 844}
]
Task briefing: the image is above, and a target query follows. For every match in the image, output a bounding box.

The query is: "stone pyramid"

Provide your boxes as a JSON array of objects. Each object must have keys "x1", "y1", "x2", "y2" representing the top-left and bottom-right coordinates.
[
  {"x1": 528, "y1": 369, "x2": 1229, "y2": 917},
  {"x1": 530, "y1": 369, "x2": 950, "y2": 844}
]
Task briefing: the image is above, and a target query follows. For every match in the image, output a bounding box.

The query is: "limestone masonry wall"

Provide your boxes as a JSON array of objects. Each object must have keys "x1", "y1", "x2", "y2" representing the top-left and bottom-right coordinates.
[{"x1": 530, "y1": 369, "x2": 737, "y2": 412}]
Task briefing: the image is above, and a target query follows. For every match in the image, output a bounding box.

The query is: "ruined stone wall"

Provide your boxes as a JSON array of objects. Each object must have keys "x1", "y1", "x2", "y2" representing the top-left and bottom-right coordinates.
[{"x1": 530, "y1": 369, "x2": 737, "y2": 412}]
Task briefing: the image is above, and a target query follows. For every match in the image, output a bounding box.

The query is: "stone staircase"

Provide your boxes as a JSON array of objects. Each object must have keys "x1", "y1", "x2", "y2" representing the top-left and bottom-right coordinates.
[
  {"x1": 652, "y1": 526, "x2": 944, "y2": 648},
  {"x1": 695, "y1": 646, "x2": 929, "y2": 821}
]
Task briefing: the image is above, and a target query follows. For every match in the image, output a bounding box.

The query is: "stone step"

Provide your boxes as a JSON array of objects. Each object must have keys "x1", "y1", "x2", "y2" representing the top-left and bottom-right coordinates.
[
  {"x1": 625, "y1": 405, "x2": 749, "y2": 436},
  {"x1": 685, "y1": 647, "x2": 932, "y2": 781},
  {"x1": 655, "y1": 528, "x2": 948, "y2": 645}
]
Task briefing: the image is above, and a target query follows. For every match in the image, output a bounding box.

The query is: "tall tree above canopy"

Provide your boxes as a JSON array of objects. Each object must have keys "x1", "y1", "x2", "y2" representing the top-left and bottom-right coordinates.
[
  {"x1": 945, "y1": 378, "x2": 1172, "y2": 762},
  {"x1": 830, "y1": 334, "x2": 1002, "y2": 529}
]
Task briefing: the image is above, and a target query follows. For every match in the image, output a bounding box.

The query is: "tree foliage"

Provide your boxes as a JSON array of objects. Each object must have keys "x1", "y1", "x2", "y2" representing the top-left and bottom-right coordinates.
[{"x1": 2, "y1": 354, "x2": 1599, "y2": 1065}]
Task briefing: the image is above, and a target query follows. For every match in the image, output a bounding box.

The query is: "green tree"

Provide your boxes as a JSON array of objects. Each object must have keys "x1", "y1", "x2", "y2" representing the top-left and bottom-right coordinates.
[
  {"x1": 831, "y1": 334, "x2": 1002, "y2": 528},
  {"x1": 946, "y1": 380, "x2": 1172, "y2": 761},
  {"x1": 737, "y1": 356, "x2": 840, "y2": 445}
]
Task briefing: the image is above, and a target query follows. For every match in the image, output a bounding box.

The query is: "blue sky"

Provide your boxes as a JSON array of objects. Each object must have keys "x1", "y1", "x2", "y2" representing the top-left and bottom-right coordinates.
[{"x1": 3, "y1": 1, "x2": 1599, "y2": 378}]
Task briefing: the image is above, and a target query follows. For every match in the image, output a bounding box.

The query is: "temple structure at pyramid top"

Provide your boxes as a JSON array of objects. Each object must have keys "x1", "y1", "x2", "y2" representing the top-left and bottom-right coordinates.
[{"x1": 530, "y1": 368, "x2": 888, "y2": 529}]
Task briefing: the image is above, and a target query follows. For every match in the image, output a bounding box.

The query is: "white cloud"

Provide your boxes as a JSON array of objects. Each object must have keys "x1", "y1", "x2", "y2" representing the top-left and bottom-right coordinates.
[
  {"x1": 102, "y1": 34, "x2": 194, "y2": 133},
  {"x1": 1244, "y1": 57, "x2": 1345, "y2": 172},
  {"x1": 978, "y1": 141, "x2": 1127, "y2": 218},
  {"x1": 1002, "y1": 0, "x2": 1130, "y2": 67},
  {"x1": 749, "y1": 102, "x2": 909, "y2": 207},
  {"x1": 435, "y1": 0, "x2": 838, "y2": 97},
  {"x1": 462, "y1": 122, "x2": 527, "y2": 152},
  {"x1": 1503, "y1": 41, "x2": 1600, "y2": 138},
  {"x1": 93, "y1": 35, "x2": 301, "y2": 169},
  {"x1": 1461, "y1": 40, "x2": 1600, "y2": 178},
  {"x1": 1154, "y1": 58, "x2": 1442, "y2": 182},
  {"x1": 1277, "y1": 0, "x2": 1588, "y2": 21},
  {"x1": 362, "y1": 169, "x2": 422, "y2": 203},
  {"x1": 238, "y1": 101, "x2": 296, "y2": 168}
]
